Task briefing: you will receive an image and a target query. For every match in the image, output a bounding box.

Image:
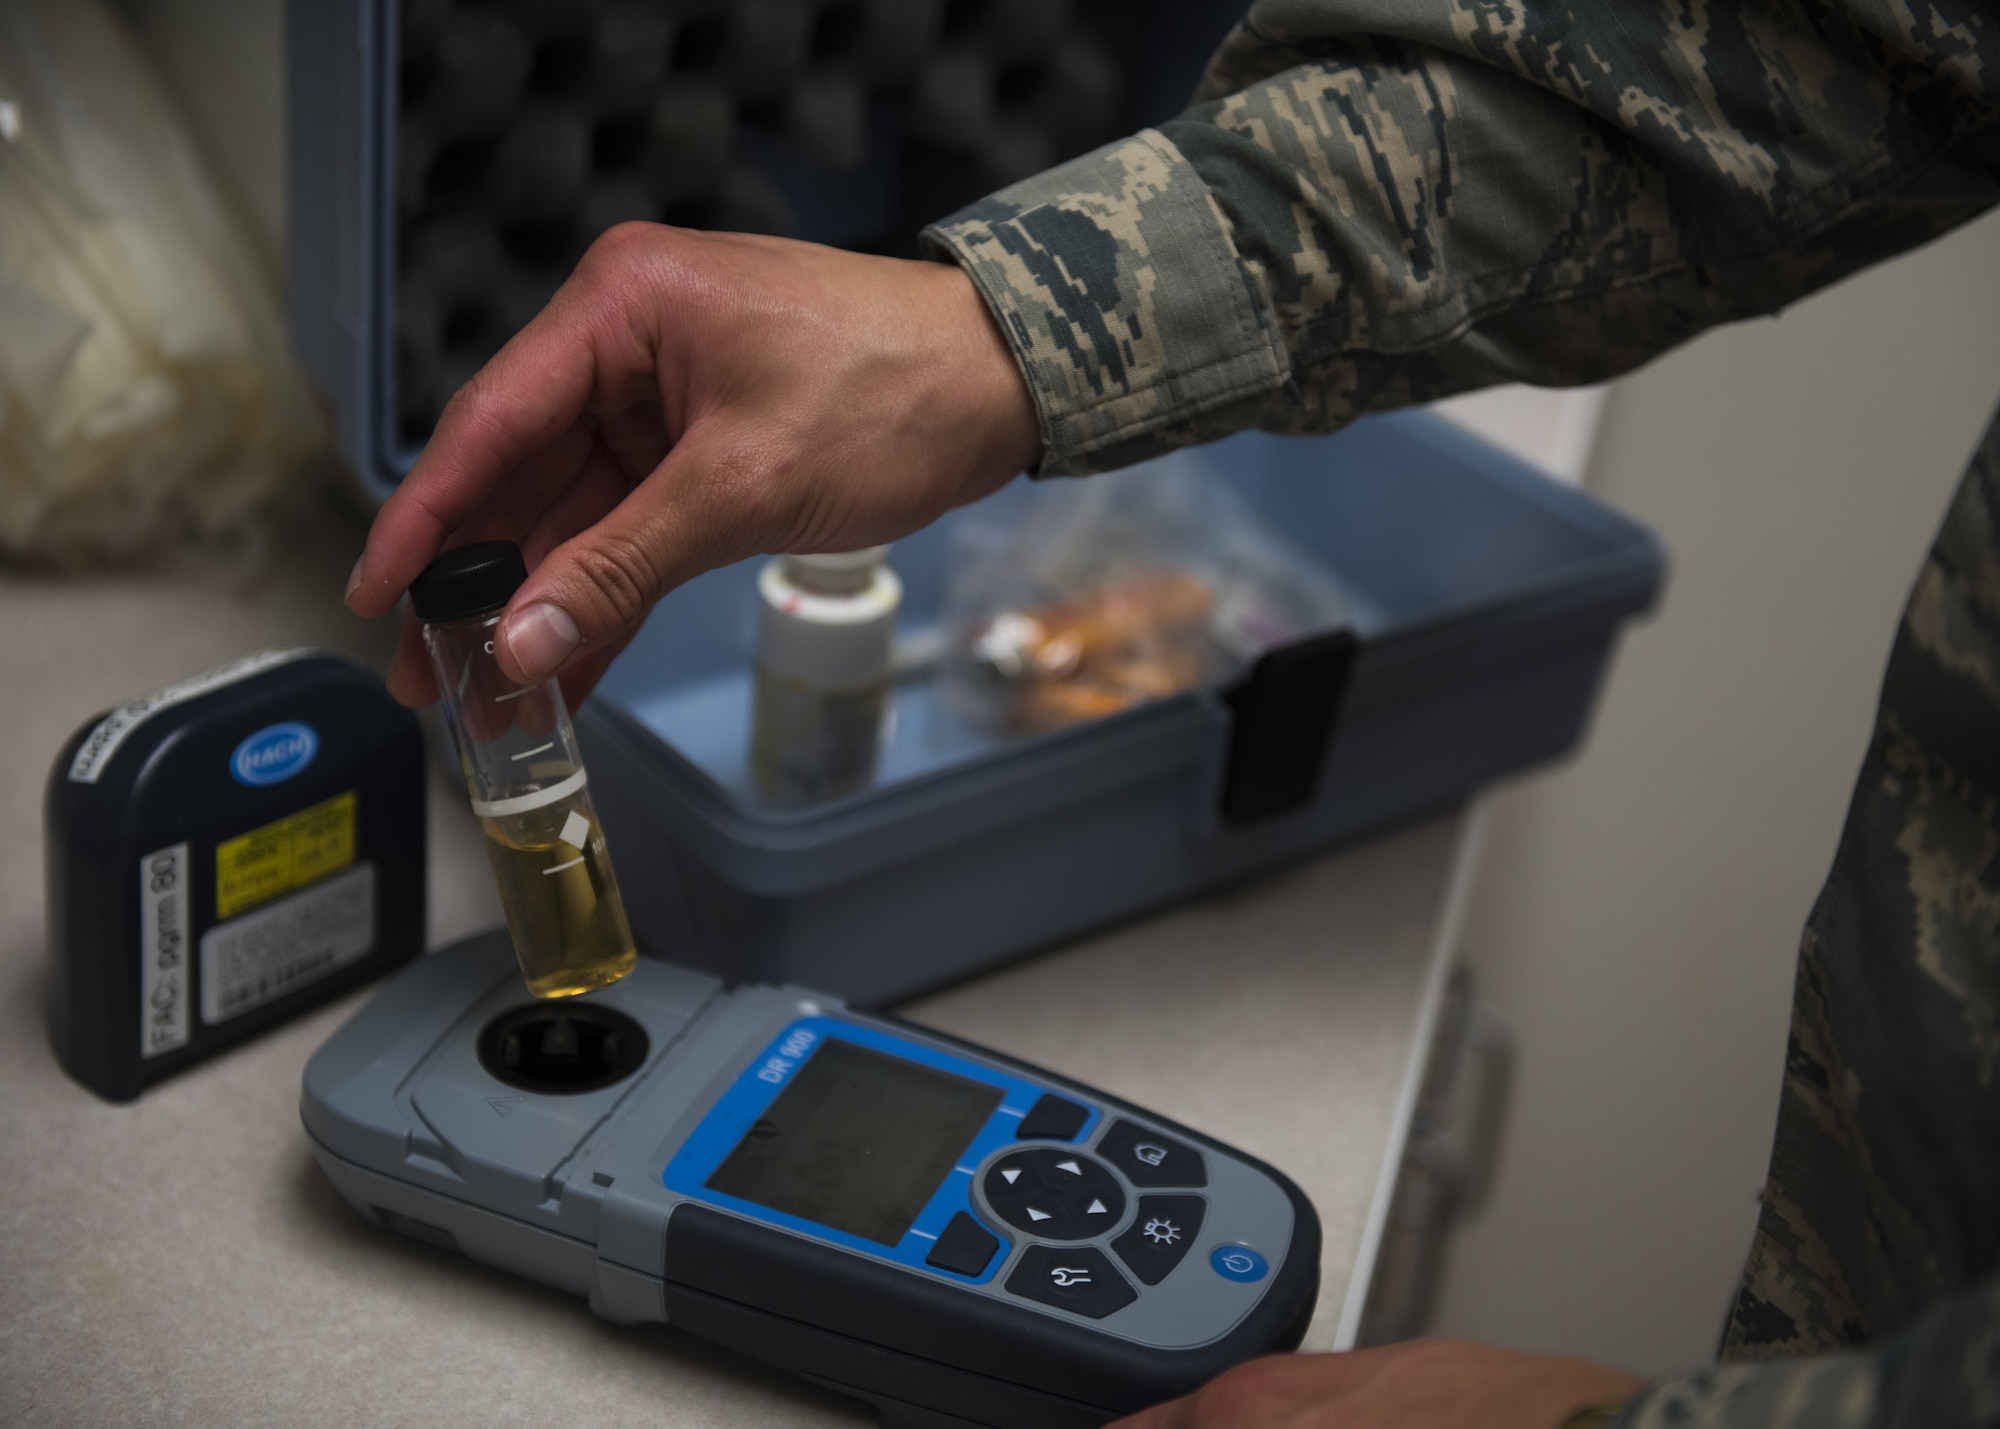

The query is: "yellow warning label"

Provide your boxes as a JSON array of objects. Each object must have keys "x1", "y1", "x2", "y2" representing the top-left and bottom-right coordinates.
[{"x1": 215, "y1": 791, "x2": 356, "y2": 920}]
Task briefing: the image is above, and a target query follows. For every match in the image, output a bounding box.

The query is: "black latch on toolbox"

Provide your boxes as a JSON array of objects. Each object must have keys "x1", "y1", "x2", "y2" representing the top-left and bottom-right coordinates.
[{"x1": 1220, "y1": 630, "x2": 1359, "y2": 826}]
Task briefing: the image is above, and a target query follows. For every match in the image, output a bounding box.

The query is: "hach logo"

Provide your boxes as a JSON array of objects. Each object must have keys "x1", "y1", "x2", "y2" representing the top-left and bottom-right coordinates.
[{"x1": 231, "y1": 722, "x2": 319, "y2": 787}]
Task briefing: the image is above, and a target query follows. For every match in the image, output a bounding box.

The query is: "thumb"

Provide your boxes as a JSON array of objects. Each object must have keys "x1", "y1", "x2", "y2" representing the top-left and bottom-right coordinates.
[
  {"x1": 489, "y1": 422, "x2": 771, "y2": 687},
  {"x1": 494, "y1": 595, "x2": 591, "y2": 690},
  {"x1": 493, "y1": 529, "x2": 668, "y2": 689}
]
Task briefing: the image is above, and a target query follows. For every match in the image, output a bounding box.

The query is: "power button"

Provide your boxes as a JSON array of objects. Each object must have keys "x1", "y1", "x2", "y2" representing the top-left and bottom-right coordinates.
[{"x1": 1209, "y1": 1244, "x2": 1269, "y2": 1282}]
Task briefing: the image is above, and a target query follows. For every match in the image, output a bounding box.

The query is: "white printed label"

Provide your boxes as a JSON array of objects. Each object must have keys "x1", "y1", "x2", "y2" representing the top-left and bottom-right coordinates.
[
  {"x1": 69, "y1": 648, "x2": 315, "y2": 784},
  {"x1": 139, "y1": 842, "x2": 191, "y2": 1059},
  {"x1": 468, "y1": 767, "x2": 587, "y2": 819},
  {"x1": 199, "y1": 862, "x2": 376, "y2": 1025}
]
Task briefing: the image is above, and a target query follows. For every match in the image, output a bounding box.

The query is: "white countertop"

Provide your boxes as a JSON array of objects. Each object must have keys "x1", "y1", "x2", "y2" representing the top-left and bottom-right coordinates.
[{"x1": 0, "y1": 504, "x2": 1479, "y2": 1424}]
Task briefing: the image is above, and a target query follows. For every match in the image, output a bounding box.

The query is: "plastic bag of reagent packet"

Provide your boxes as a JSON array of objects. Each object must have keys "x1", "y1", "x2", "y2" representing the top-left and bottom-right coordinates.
[
  {"x1": 940, "y1": 446, "x2": 1352, "y2": 736},
  {"x1": 0, "y1": 0, "x2": 326, "y2": 568}
]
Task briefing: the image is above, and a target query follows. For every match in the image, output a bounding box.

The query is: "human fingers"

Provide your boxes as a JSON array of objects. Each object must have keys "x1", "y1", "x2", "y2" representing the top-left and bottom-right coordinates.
[
  {"x1": 515, "y1": 432, "x2": 645, "y2": 573},
  {"x1": 1111, "y1": 1354, "x2": 1376, "y2": 1429},
  {"x1": 345, "y1": 234, "x2": 673, "y2": 619},
  {"x1": 348, "y1": 399, "x2": 601, "y2": 628},
  {"x1": 481, "y1": 260, "x2": 1035, "y2": 685},
  {"x1": 1110, "y1": 1344, "x2": 1645, "y2": 1429},
  {"x1": 367, "y1": 224, "x2": 1038, "y2": 689},
  {"x1": 378, "y1": 419, "x2": 636, "y2": 710},
  {"x1": 592, "y1": 393, "x2": 672, "y2": 487},
  {"x1": 386, "y1": 607, "x2": 437, "y2": 708},
  {"x1": 553, "y1": 624, "x2": 641, "y2": 710},
  {"x1": 486, "y1": 416, "x2": 793, "y2": 687},
  {"x1": 486, "y1": 432, "x2": 666, "y2": 691}
]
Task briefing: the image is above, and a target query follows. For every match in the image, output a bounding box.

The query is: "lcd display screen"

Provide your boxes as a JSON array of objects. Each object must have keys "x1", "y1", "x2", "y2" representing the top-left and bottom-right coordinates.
[{"x1": 707, "y1": 1039, "x2": 1003, "y2": 1246}]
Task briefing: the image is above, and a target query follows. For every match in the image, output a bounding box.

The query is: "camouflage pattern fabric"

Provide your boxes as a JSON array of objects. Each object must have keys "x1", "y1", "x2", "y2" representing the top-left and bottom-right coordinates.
[
  {"x1": 922, "y1": 1, "x2": 1999, "y2": 477},
  {"x1": 1618, "y1": 407, "x2": 2000, "y2": 1423},
  {"x1": 1622, "y1": 1280, "x2": 2000, "y2": 1427},
  {"x1": 921, "y1": 2, "x2": 2000, "y2": 1422},
  {"x1": 1721, "y1": 411, "x2": 2000, "y2": 1366}
]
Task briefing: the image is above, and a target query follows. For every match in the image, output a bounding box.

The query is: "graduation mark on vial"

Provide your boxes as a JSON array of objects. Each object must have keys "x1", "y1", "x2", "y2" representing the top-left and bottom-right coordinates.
[{"x1": 480, "y1": 789, "x2": 635, "y2": 999}]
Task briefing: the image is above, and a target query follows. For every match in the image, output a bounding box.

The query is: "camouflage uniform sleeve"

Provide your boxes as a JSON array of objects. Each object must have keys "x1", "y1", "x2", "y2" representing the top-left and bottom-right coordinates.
[
  {"x1": 921, "y1": 1, "x2": 2000, "y2": 476},
  {"x1": 1612, "y1": 1276, "x2": 2000, "y2": 1428}
]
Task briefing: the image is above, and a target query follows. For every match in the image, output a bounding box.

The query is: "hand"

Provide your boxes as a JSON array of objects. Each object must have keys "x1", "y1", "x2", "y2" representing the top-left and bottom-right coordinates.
[
  {"x1": 344, "y1": 223, "x2": 1042, "y2": 707},
  {"x1": 1112, "y1": 1341, "x2": 1644, "y2": 1429}
]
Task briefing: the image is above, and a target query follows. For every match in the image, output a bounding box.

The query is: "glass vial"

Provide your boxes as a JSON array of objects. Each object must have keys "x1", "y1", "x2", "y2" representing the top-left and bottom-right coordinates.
[
  {"x1": 749, "y1": 547, "x2": 901, "y2": 807},
  {"x1": 410, "y1": 542, "x2": 637, "y2": 998}
]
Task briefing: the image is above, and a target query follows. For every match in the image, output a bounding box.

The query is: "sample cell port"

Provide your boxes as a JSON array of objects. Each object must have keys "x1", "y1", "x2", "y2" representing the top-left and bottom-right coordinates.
[{"x1": 477, "y1": 1002, "x2": 650, "y2": 1095}]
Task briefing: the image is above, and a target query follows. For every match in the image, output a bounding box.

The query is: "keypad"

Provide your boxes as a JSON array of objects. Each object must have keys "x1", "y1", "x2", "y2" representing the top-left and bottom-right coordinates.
[
  {"x1": 983, "y1": 1148, "x2": 1125, "y2": 1241},
  {"x1": 975, "y1": 1114, "x2": 1239, "y2": 1324}
]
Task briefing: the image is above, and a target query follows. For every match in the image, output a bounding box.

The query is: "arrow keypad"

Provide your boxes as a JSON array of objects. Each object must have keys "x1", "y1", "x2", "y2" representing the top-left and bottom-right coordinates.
[{"x1": 982, "y1": 1148, "x2": 1126, "y2": 1241}]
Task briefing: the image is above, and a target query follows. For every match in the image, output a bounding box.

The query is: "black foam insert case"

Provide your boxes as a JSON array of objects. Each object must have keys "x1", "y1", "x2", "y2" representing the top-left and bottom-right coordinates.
[{"x1": 389, "y1": 0, "x2": 1248, "y2": 448}]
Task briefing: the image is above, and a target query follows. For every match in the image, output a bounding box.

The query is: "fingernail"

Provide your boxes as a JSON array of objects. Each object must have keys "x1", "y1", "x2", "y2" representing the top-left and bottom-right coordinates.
[
  {"x1": 344, "y1": 554, "x2": 366, "y2": 606},
  {"x1": 503, "y1": 602, "x2": 580, "y2": 682}
]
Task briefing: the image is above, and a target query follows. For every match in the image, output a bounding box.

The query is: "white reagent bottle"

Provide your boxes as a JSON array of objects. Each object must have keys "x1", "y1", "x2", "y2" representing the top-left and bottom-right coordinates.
[{"x1": 750, "y1": 547, "x2": 902, "y2": 807}]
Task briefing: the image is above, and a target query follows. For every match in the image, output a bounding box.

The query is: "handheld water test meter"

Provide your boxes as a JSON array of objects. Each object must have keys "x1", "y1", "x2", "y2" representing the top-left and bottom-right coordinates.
[{"x1": 302, "y1": 931, "x2": 1321, "y2": 1427}]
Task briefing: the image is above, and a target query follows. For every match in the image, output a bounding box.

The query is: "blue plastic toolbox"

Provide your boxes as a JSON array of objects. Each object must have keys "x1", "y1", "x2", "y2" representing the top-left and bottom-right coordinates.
[
  {"x1": 285, "y1": 1, "x2": 1667, "y2": 999},
  {"x1": 577, "y1": 411, "x2": 1667, "y2": 1003}
]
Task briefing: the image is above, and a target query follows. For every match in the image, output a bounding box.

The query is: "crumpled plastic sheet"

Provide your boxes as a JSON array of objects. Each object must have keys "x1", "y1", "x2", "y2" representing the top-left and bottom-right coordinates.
[
  {"x1": 941, "y1": 446, "x2": 1355, "y2": 735},
  {"x1": 0, "y1": 0, "x2": 326, "y2": 568}
]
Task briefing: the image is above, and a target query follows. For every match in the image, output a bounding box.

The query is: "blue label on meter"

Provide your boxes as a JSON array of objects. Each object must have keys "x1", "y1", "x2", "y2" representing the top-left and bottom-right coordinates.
[{"x1": 231, "y1": 722, "x2": 319, "y2": 786}]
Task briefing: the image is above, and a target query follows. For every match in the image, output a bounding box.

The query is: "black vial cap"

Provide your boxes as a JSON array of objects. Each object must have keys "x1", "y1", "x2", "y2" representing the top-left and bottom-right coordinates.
[{"x1": 408, "y1": 541, "x2": 528, "y2": 624}]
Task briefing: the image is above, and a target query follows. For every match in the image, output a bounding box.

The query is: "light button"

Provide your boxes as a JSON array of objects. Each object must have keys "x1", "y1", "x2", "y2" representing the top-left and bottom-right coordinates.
[{"x1": 1112, "y1": 1194, "x2": 1206, "y2": 1286}]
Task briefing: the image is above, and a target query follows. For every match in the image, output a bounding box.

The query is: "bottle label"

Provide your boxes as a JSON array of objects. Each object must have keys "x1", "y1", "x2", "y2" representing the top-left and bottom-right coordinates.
[
  {"x1": 214, "y1": 790, "x2": 357, "y2": 920},
  {"x1": 469, "y1": 767, "x2": 588, "y2": 818},
  {"x1": 69, "y1": 649, "x2": 314, "y2": 785},
  {"x1": 750, "y1": 673, "x2": 888, "y2": 805},
  {"x1": 139, "y1": 842, "x2": 191, "y2": 1060},
  {"x1": 200, "y1": 863, "x2": 376, "y2": 1025}
]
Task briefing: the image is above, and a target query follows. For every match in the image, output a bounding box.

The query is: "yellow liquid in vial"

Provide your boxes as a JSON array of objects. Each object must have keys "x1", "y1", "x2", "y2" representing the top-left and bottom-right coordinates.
[{"x1": 479, "y1": 794, "x2": 637, "y2": 999}]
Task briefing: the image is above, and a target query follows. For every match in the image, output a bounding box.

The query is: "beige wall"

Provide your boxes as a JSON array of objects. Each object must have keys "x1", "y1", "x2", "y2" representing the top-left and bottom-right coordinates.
[{"x1": 1430, "y1": 207, "x2": 2000, "y2": 1376}]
